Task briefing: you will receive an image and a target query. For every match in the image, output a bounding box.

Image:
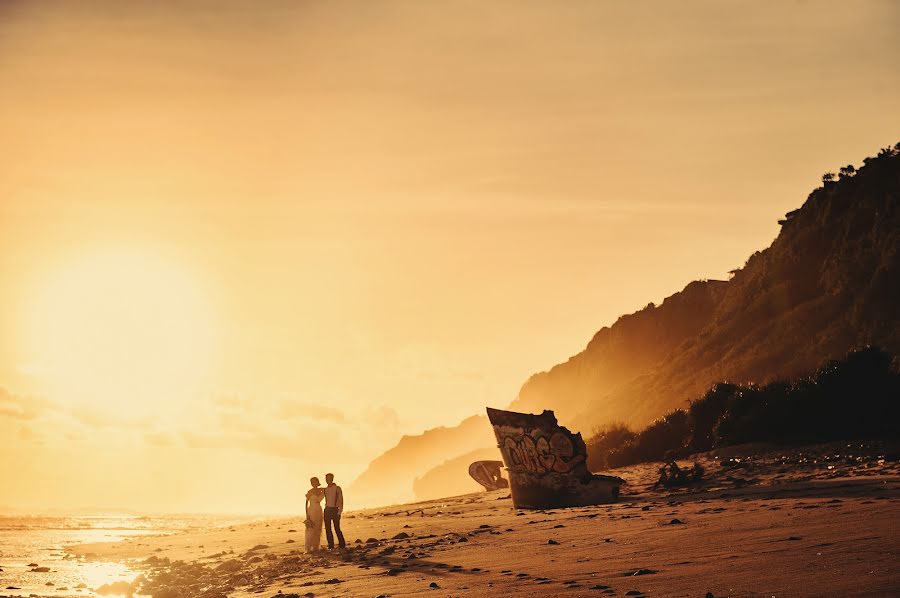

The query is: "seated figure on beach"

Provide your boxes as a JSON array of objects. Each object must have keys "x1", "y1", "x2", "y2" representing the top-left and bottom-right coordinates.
[{"x1": 305, "y1": 477, "x2": 325, "y2": 552}]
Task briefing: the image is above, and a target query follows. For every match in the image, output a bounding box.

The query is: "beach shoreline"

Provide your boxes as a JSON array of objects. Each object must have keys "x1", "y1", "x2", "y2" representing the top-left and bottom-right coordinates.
[{"x1": 40, "y1": 441, "x2": 900, "y2": 598}]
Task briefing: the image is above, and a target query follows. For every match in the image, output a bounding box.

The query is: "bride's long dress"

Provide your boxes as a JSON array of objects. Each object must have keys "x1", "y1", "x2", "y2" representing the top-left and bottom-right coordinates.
[{"x1": 305, "y1": 488, "x2": 324, "y2": 552}]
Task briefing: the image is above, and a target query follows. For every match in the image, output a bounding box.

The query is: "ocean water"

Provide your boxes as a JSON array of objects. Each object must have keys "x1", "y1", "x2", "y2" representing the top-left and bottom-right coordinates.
[{"x1": 0, "y1": 514, "x2": 250, "y2": 597}]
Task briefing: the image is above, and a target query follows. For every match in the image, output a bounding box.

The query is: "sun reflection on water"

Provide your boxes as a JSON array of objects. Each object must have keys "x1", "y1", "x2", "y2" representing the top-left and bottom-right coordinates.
[
  {"x1": 0, "y1": 514, "x2": 243, "y2": 597},
  {"x1": 76, "y1": 559, "x2": 141, "y2": 596}
]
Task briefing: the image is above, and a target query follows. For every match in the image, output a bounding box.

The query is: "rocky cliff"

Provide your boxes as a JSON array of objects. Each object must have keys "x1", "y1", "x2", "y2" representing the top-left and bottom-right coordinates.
[{"x1": 352, "y1": 144, "x2": 900, "y2": 507}]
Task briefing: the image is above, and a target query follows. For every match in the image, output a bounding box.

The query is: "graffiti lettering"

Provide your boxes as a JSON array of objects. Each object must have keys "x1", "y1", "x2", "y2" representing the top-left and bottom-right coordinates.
[
  {"x1": 487, "y1": 407, "x2": 624, "y2": 509},
  {"x1": 497, "y1": 428, "x2": 585, "y2": 475}
]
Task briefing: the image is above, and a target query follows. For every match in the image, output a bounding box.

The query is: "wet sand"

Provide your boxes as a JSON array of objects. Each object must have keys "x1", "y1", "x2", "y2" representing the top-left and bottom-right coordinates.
[{"x1": 59, "y1": 441, "x2": 899, "y2": 598}]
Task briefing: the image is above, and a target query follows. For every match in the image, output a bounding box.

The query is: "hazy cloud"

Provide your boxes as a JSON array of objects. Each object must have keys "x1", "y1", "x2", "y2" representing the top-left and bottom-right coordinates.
[
  {"x1": 17, "y1": 424, "x2": 43, "y2": 444},
  {"x1": 182, "y1": 430, "x2": 233, "y2": 450},
  {"x1": 144, "y1": 431, "x2": 176, "y2": 447},
  {"x1": 278, "y1": 400, "x2": 346, "y2": 423},
  {"x1": 365, "y1": 404, "x2": 401, "y2": 433},
  {"x1": 212, "y1": 394, "x2": 246, "y2": 409},
  {"x1": 69, "y1": 404, "x2": 147, "y2": 430},
  {"x1": 0, "y1": 388, "x2": 52, "y2": 420}
]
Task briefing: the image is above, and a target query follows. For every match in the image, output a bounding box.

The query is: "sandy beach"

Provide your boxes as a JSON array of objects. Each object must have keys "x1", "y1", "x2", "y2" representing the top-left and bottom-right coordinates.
[{"x1": 42, "y1": 441, "x2": 897, "y2": 598}]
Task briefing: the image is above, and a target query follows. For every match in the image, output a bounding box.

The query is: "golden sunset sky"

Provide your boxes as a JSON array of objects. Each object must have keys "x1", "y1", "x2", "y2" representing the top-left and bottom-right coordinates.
[{"x1": 1, "y1": 0, "x2": 898, "y2": 513}]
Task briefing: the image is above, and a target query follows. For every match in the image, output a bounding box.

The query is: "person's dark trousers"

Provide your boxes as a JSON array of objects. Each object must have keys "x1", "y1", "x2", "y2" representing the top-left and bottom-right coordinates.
[{"x1": 324, "y1": 506, "x2": 346, "y2": 549}]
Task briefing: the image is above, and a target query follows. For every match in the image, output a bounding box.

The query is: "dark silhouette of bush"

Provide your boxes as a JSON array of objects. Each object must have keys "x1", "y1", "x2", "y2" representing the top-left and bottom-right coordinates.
[
  {"x1": 687, "y1": 382, "x2": 740, "y2": 453},
  {"x1": 838, "y1": 164, "x2": 856, "y2": 179},
  {"x1": 629, "y1": 409, "x2": 690, "y2": 463},
  {"x1": 586, "y1": 347, "x2": 899, "y2": 471},
  {"x1": 585, "y1": 422, "x2": 637, "y2": 471}
]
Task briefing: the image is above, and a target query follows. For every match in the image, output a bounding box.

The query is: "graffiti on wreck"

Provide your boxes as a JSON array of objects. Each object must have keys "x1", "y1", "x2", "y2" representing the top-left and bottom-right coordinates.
[
  {"x1": 486, "y1": 407, "x2": 624, "y2": 509},
  {"x1": 496, "y1": 428, "x2": 586, "y2": 475}
]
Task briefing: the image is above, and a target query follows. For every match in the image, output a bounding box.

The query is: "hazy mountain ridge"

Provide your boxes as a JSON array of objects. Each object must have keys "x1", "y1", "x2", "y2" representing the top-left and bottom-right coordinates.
[
  {"x1": 510, "y1": 278, "x2": 730, "y2": 424},
  {"x1": 352, "y1": 145, "x2": 899, "y2": 507},
  {"x1": 348, "y1": 415, "x2": 494, "y2": 507},
  {"x1": 412, "y1": 447, "x2": 503, "y2": 502}
]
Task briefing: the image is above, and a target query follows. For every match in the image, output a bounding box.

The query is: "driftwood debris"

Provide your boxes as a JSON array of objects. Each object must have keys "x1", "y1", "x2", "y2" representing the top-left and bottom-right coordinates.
[
  {"x1": 486, "y1": 407, "x2": 624, "y2": 509},
  {"x1": 653, "y1": 461, "x2": 704, "y2": 488}
]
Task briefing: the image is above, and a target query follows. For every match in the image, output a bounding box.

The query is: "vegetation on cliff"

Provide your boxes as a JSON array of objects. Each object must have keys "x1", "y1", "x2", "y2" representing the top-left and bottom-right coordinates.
[{"x1": 586, "y1": 346, "x2": 900, "y2": 471}]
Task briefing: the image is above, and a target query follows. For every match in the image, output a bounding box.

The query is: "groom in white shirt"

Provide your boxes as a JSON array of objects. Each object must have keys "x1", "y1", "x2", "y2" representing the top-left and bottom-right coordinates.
[{"x1": 323, "y1": 472, "x2": 346, "y2": 550}]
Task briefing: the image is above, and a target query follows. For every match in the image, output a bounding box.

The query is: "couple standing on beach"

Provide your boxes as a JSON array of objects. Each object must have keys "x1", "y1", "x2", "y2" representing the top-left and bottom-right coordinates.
[{"x1": 305, "y1": 473, "x2": 346, "y2": 553}]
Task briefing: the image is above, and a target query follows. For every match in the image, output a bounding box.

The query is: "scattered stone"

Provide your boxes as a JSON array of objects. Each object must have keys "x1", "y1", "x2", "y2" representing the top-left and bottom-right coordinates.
[
  {"x1": 215, "y1": 559, "x2": 243, "y2": 572},
  {"x1": 625, "y1": 592, "x2": 644, "y2": 596},
  {"x1": 393, "y1": 532, "x2": 410, "y2": 539},
  {"x1": 624, "y1": 568, "x2": 657, "y2": 576},
  {"x1": 30, "y1": 566, "x2": 51, "y2": 572},
  {"x1": 386, "y1": 568, "x2": 404, "y2": 576},
  {"x1": 429, "y1": 582, "x2": 440, "y2": 589},
  {"x1": 547, "y1": 539, "x2": 559, "y2": 545},
  {"x1": 670, "y1": 518, "x2": 685, "y2": 525}
]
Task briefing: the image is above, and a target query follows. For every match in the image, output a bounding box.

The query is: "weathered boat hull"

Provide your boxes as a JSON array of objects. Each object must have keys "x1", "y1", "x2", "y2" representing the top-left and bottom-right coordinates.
[
  {"x1": 504, "y1": 471, "x2": 621, "y2": 509},
  {"x1": 468, "y1": 460, "x2": 509, "y2": 491},
  {"x1": 486, "y1": 407, "x2": 624, "y2": 509}
]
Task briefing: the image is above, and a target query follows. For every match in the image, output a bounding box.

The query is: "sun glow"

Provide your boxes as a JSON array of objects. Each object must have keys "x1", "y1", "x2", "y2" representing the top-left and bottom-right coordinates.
[{"x1": 25, "y1": 249, "x2": 216, "y2": 417}]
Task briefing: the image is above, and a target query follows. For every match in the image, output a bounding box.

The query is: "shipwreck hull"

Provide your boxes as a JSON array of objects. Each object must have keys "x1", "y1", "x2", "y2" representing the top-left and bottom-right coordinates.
[
  {"x1": 504, "y1": 470, "x2": 621, "y2": 509},
  {"x1": 486, "y1": 407, "x2": 624, "y2": 509}
]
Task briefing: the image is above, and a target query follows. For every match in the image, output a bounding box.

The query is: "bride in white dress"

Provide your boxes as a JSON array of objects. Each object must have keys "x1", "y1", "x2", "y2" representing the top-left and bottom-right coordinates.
[{"x1": 305, "y1": 477, "x2": 325, "y2": 552}]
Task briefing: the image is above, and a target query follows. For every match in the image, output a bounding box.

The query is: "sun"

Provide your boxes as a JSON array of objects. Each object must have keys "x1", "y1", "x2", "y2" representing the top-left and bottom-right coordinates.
[{"x1": 25, "y1": 248, "x2": 216, "y2": 417}]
